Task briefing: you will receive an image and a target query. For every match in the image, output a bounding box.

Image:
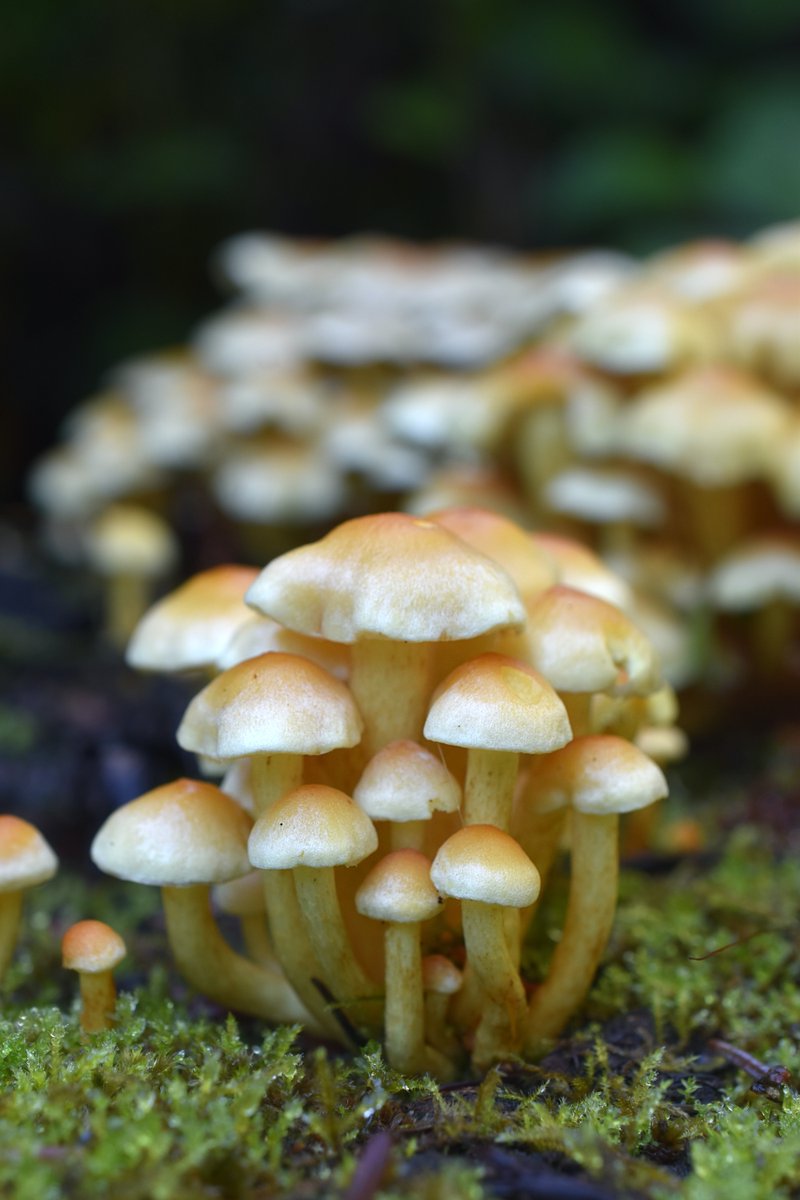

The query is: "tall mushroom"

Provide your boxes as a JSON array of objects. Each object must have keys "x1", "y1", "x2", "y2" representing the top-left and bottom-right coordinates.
[
  {"x1": 355, "y1": 849, "x2": 446, "y2": 1074},
  {"x1": 431, "y1": 825, "x2": 540, "y2": 1069},
  {"x1": 249, "y1": 783, "x2": 381, "y2": 1036},
  {"x1": 523, "y1": 736, "x2": 667, "y2": 1052},
  {"x1": 90, "y1": 778, "x2": 323, "y2": 1033}
]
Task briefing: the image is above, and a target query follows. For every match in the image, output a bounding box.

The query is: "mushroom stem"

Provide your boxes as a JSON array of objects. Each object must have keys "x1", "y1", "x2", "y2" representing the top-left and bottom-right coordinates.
[
  {"x1": 350, "y1": 640, "x2": 431, "y2": 760},
  {"x1": 293, "y1": 866, "x2": 383, "y2": 1035},
  {"x1": 0, "y1": 891, "x2": 23, "y2": 980},
  {"x1": 461, "y1": 899, "x2": 527, "y2": 1068},
  {"x1": 249, "y1": 754, "x2": 304, "y2": 816},
  {"x1": 105, "y1": 571, "x2": 152, "y2": 648},
  {"x1": 240, "y1": 913, "x2": 277, "y2": 969},
  {"x1": 463, "y1": 749, "x2": 519, "y2": 829},
  {"x1": 383, "y1": 922, "x2": 427, "y2": 1074},
  {"x1": 515, "y1": 805, "x2": 567, "y2": 940},
  {"x1": 78, "y1": 971, "x2": 118, "y2": 1033},
  {"x1": 562, "y1": 693, "x2": 592, "y2": 737},
  {"x1": 260, "y1": 871, "x2": 346, "y2": 1042},
  {"x1": 524, "y1": 811, "x2": 619, "y2": 1052},
  {"x1": 161, "y1": 884, "x2": 323, "y2": 1032}
]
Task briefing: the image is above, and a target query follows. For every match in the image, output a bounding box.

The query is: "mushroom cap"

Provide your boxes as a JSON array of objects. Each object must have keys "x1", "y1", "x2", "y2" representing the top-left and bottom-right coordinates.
[
  {"x1": 353, "y1": 740, "x2": 461, "y2": 822},
  {"x1": 430, "y1": 825, "x2": 540, "y2": 907},
  {"x1": 422, "y1": 953, "x2": 463, "y2": 995},
  {"x1": 427, "y1": 507, "x2": 557, "y2": 605},
  {"x1": 525, "y1": 735, "x2": 668, "y2": 815},
  {"x1": 620, "y1": 365, "x2": 790, "y2": 486},
  {"x1": 529, "y1": 533, "x2": 633, "y2": 611},
  {"x1": 0, "y1": 816, "x2": 58, "y2": 893},
  {"x1": 248, "y1": 784, "x2": 378, "y2": 869},
  {"x1": 542, "y1": 467, "x2": 666, "y2": 529},
  {"x1": 244, "y1": 512, "x2": 526, "y2": 644},
  {"x1": 424, "y1": 653, "x2": 572, "y2": 753},
  {"x1": 215, "y1": 613, "x2": 349, "y2": 678},
  {"x1": 355, "y1": 850, "x2": 442, "y2": 923},
  {"x1": 84, "y1": 504, "x2": 178, "y2": 578},
  {"x1": 126, "y1": 565, "x2": 259, "y2": 672},
  {"x1": 525, "y1": 586, "x2": 660, "y2": 696},
  {"x1": 176, "y1": 652, "x2": 363, "y2": 759},
  {"x1": 707, "y1": 537, "x2": 800, "y2": 610},
  {"x1": 62, "y1": 919, "x2": 127, "y2": 973},
  {"x1": 90, "y1": 778, "x2": 252, "y2": 886},
  {"x1": 213, "y1": 869, "x2": 266, "y2": 917}
]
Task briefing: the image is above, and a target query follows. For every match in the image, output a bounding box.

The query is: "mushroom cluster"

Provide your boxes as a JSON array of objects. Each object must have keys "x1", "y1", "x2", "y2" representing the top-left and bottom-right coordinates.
[
  {"x1": 91, "y1": 508, "x2": 672, "y2": 1072},
  {"x1": 27, "y1": 222, "x2": 799, "y2": 690}
]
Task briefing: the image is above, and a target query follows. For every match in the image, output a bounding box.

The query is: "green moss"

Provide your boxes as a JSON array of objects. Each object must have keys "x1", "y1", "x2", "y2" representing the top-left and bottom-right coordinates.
[{"x1": 4, "y1": 823, "x2": 800, "y2": 1197}]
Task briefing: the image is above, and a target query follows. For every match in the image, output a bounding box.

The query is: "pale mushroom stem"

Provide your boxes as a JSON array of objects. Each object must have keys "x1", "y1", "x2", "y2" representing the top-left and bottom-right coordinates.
[
  {"x1": 424, "y1": 990, "x2": 461, "y2": 1059},
  {"x1": 0, "y1": 891, "x2": 23, "y2": 980},
  {"x1": 562, "y1": 693, "x2": 592, "y2": 737},
  {"x1": 682, "y1": 479, "x2": 751, "y2": 564},
  {"x1": 249, "y1": 754, "x2": 304, "y2": 816},
  {"x1": 515, "y1": 806, "x2": 568, "y2": 941},
  {"x1": 260, "y1": 871, "x2": 346, "y2": 1042},
  {"x1": 293, "y1": 866, "x2": 383, "y2": 1035},
  {"x1": 464, "y1": 749, "x2": 519, "y2": 830},
  {"x1": 350, "y1": 641, "x2": 432, "y2": 761},
  {"x1": 461, "y1": 899, "x2": 527, "y2": 1068},
  {"x1": 390, "y1": 820, "x2": 427, "y2": 852},
  {"x1": 524, "y1": 811, "x2": 618, "y2": 1053},
  {"x1": 383, "y1": 922, "x2": 426, "y2": 1073},
  {"x1": 79, "y1": 972, "x2": 118, "y2": 1033},
  {"x1": 240, "y1": 913, "x2": 277, "y2": 969},
  {"x1": 161, "y1": 884, "x2": 325, "y2": 1033},
  {"x1": 106, "y1": 572, "x2": 151, "y2": 648}
]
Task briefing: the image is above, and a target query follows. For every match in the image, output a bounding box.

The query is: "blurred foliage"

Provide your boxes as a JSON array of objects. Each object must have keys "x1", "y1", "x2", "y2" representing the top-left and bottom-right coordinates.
[{"x1": 5, "y1": 0, "x2": 800, "y2": 497}]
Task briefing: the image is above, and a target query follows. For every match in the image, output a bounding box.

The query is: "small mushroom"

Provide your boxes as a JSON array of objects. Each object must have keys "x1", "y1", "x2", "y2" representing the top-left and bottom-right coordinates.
[{"x1": 62, "y1": 920, "x2": 126, "y2": 1032}]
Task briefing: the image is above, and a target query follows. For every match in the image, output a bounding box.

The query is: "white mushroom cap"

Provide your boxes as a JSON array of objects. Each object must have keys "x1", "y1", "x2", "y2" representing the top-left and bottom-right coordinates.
[
  {"x1": 91, "y1": 778, "x2": 252, "y2": 886},
  {"x1": 248, "y1": 784, "x2": 378, "y2": 870},
  {"x1": 525, "y1": 735, "x2": 668, "y2": 815},
  {"x1": 176, "y1": 652, "x2": 363, "y2": 759},
  {"x1": 355, "y1": 850, "x2": 442, "y2": 923},
  {"x1": 431, "y1": 825, "x2": 540, "y2": 908},
  {"x1": 707, "y1": 537, "x2": 800, "y2": 610},
  {"x1": 62, "y1": 920, "x2": 126, "y2": 974},
  {"x1": 424, "y1": 653, "x2": 572, "y2": 753},
  {"x1": 353, "y1": 740, "x2": 461, "y2": 823}
]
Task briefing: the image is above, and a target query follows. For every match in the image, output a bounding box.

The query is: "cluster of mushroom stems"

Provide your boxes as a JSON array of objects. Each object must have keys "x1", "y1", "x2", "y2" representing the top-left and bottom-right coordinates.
[{"x1": 87, "y1": 509, "x2": 672, "y2": 1074}]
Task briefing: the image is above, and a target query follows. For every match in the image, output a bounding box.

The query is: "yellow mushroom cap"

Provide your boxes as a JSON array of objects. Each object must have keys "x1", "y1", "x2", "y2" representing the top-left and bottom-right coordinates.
[
  {"x1": 248, "y1": 784, "x2": 378, "y2": 870},
  {"x1": 355, "y1": 850, "x2": 442, "y2": 923},
  {"x1": 425, "y1": 653, "x2": 572, "y2": 753},
  {"x1": 428, "y1": 507, "x2": 557, "y2": 605},
  {"x1": 90, "y1": 778, "x2": 252, "y2": 886},
  {"x1": 525, "y1": 586, "x2": 660, "y2": 696},
  {"x1": 126, "y1": 565, "x2": 259, "y2": 672},
  {"x1": 176, "y1": 651, "x2": 363, "y2": 759},
  {"x1": 245, "y1": 512, "x2": 526, "y2": 644},
  {"x1": 527, "y1": 735, "x2": 668, "y2": 815},
  {"x1": 353, "y1": 740, "x2": 461, "y2": 822},
  {"x1": 62, "y1": 919, "x2": 126, "y2": 973},
  {"x1": 529, "y1": 533, "x2": 633, "y2": 611},
  {"x1": 431, "y1": 825, "x2": 540, "y2": 908},
  {"x1": 84, "y1": 504, "x2": 178, "y2": 578},
  {"x1": 422, "y1": 954, "x2": 463, "y2": 995},
  {"x1": 0, "y1": 816, "x2": 58, "y2": 892}
]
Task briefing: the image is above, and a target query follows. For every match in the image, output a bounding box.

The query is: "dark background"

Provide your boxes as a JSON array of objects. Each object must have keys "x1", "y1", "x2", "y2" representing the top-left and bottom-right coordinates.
[{"x1": 5, "y1": 0, "x2": 800, "y2": 503}]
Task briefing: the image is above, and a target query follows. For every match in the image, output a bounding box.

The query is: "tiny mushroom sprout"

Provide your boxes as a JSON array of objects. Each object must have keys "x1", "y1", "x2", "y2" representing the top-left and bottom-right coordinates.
[
  {"x1": 62, "y1": 919, "x2": 126, "y2": 1032},
  {"x1": 248, "y1": 783, "x2": 381, "y2": 1038},
  {"x1": 126, "y1": 564, "x2": 259, "y2": 674},
  {"x1": 355, "y1": 849, "x2": 449, "y2": 1075},
  {"x1": 353, "y1": 739, "x2": 462, "y2": 851},
  {"x1": 176, "y1": 651, "x2": 364, "y2": 814},
  {"x1": 90, "y1": 778, "x2": 319, "y2": 1032},
  {"x1": 431, "y1": 824, "x2": 540, "y2": 1069},
  {"x1": 424, "y1": 653, "x2": 572, "y2": 832},
  {"x1": 523, "y1": 735, "x2": 668, "y2": 1052},
  {"x1": 0, "y1": 815, "x2": 58, "y2": 980},
  {"x1": 244, "y1": 512, "x2": 526, "y2": 761}
]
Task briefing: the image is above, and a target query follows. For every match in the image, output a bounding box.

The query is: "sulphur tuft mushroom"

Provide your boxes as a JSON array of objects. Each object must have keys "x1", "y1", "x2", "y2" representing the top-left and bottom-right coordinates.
[{"x1": 62, "y1": 919, "x2": 127, "y2": 1032}]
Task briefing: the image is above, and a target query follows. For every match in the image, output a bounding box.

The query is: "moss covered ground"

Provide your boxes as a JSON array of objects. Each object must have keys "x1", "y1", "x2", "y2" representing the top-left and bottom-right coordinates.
[{"x1": 4, "y1": 791, "x2": 800, "y2": 1199}]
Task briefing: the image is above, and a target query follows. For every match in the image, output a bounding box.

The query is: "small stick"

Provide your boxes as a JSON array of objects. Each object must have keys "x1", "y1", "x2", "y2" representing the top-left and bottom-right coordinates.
[{"x1": 708, "y1": 1037, "x2": 792, "y2": 1101}]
